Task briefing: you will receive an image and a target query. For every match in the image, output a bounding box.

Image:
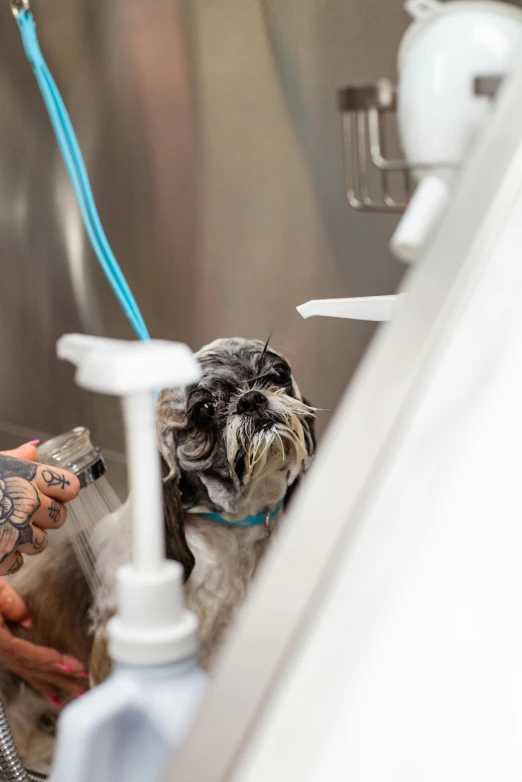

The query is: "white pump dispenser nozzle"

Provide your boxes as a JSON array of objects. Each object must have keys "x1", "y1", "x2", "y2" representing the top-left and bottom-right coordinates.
[
  {"x1": 57, "y1": 334, "x2": 201, "y2": 666},
  {"x1": 50, "y1": 336, "x2": 207, "y2": 782}
]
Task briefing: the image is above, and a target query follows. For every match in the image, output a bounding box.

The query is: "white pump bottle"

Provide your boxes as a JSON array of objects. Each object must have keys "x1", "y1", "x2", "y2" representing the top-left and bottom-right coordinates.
[{"x1": 49, "y1": 335, "x2": 207, "y2": 782}]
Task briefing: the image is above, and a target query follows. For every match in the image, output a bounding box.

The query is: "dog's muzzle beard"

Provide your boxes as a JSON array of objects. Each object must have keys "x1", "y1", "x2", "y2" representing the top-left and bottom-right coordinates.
[{"x1": 225, "y1": 390, "x2": 314, "y2": 489}]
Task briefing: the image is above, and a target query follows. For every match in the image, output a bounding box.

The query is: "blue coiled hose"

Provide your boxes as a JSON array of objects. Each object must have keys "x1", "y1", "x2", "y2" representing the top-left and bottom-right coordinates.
[{"x1": 12, "y1": 3, "x2": 150, "y2": 342}]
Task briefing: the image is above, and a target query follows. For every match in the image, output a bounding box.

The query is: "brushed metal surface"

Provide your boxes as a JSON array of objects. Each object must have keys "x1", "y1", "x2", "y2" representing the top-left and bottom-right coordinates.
[{"x1": 0, "y1": 0, "x2": 406, "y2": 498}]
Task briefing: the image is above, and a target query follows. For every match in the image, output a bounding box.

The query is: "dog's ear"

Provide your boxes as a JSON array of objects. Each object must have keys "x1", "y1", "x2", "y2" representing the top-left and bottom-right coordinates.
[
  {"x1": 283, "y1": 397, "x2": 316, "y2": 510},
  {"x1": 157, "y1": 388, "x2": 186, "y2": 481},
  {"x1": 157, "y1": 389, "x2": 195, "y2": 581},
  {"x1": 161, "y1": 457, "x2": 195, "y2": 582}
]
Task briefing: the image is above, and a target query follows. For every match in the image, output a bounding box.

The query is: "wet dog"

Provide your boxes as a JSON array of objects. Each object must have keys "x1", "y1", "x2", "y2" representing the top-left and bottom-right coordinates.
[{"x1": 1, "y1": 338, "x2": 316, "y2": 772}]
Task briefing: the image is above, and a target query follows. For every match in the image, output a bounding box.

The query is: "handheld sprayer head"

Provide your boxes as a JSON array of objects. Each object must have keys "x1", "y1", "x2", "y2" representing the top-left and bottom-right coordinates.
[
  {"x1": 58, "y1": 334, "x2": 201, "y2": 666},
  {"x1": 36, "y1": 426, "x2": 107, "y2": 488}
]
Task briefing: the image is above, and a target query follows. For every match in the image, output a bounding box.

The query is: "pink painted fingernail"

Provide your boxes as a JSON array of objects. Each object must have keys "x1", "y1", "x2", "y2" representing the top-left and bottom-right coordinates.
[
  {"x1": 27, "y1": 440, "x2": 40, "y2": 447},
  {"x1": 79, "y1": 672, "x2": 90, "y2": 680},
  {"x1": 57, "y1": 664, "x2": 74, "y2": 673},
  {"x1": 20, "y1": 615, "x2": 32, "y2": 629},
  {"x1": 48, "y1": 696, "x2": 61, "y2": 708}
]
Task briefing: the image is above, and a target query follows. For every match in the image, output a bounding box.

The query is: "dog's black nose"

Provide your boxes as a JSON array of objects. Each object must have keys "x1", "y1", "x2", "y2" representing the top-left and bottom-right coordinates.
[{"x1": 237, "y1": 390, "x2": 267, "y2": 415}]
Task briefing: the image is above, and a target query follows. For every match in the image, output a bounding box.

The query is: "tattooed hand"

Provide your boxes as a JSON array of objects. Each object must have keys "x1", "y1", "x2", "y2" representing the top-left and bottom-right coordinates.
[{"x1": 0, "y1": 443, "x2": 80, "y2": 577}]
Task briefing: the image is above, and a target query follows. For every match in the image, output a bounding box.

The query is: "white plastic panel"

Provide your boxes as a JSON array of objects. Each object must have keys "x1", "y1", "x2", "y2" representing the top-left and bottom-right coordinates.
[
  {"x1": 231, "y1": 167, "x2": 522, "y2": 782},
  {"x1": 167, "y1": 49, "x2": 522, "y2": 782}
]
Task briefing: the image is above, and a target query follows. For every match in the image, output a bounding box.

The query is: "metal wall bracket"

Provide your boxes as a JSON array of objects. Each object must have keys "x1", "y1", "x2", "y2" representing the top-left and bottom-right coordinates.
[
  {"x1": 337, "y1": 79, "x2": 412, "y2": 213},
  {"x1": 337, "y1": 74, "x2": 501, "y2": 214}
]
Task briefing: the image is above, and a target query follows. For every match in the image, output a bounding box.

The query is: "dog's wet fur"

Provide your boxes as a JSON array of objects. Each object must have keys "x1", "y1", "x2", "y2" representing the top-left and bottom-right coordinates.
[{"x1": 0, "y1": 338, "x2": 315, "y2": 773}]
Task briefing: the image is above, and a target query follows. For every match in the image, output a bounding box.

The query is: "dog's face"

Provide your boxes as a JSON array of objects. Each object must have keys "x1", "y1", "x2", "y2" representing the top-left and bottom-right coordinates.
[{"x1": 157, "y1": 338, "x2": 315, "y2": 518}]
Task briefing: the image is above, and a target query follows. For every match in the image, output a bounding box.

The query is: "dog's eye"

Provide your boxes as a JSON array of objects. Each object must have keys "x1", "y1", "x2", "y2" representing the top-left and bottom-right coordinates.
[
  {"x1": 192, "y1": 401, "x2": 215, "y2": 424},
  {"x1": 271, "y1": 363, "x2": 291, "y2": 385}
]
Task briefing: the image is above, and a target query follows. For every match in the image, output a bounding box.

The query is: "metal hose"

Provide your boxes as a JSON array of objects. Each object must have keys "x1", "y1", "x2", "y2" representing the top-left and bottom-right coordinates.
[
  {"x1": 0, "y1": 697, "x2": 28, "y2": 781},
  {"x1": 0, "y1": 698, "x2": 47, "y2": 782}
]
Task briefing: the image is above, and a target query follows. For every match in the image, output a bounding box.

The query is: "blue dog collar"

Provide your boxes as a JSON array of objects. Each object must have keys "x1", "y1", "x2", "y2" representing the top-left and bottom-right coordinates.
[{"x1": 199, "y1": 501, "x2": 283, "y2": 527}]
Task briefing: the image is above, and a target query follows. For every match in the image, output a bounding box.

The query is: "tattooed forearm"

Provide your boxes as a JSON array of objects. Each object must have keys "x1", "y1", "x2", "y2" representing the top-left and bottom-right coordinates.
[
  {"x1": 31, "y1": 532, "x2": 46, "y2": 551},
  {"x1": 48, "y1": 501, "x2": 61, "y2": 523},
  {"x1": 41, "y1": 469, "x2": 70, "y2": 490}
]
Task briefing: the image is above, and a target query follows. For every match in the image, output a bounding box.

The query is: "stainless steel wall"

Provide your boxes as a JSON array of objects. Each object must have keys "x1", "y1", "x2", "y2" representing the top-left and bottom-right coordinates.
[{"x1": 0, "y1": 0, "x2": 408, "y2": 496}]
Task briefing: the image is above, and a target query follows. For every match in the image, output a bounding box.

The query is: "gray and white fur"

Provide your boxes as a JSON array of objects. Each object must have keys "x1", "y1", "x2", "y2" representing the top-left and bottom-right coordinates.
[
  {"x1": 92, "y1": 337, "x2": 315, "y2": 668},
  {"x1": 0, "y1": 337, "x2": 316, "y2": 771}
]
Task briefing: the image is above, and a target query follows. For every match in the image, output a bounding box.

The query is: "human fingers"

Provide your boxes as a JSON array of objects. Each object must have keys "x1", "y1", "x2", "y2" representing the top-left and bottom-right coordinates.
[
  {"x1": 0, "y1": 552, "x2": 23, "y2": 577},
  {"x1": 1, "y1": 633, "x2": 87, "y2": 677},
  {"x1": 0, "y1": 442, "x2": 40, "y2": 461},
  {"x1": 31, "y1": 492, "x2": 67, "y2": 529},
  {"x1": 35, "y1": 466, "x2": 80, "y2": 502},
  {"x1": 19, "y1": 674, "x2": 61, "y2": 706},
  {"x1": 21, "y1": 668, "x2": 87, "y2": 697},
  {"x1": 0, "y1": 579, "x2": 31, "y2": 625},
  {"x1": 17, "y1": 524, "x2": 48, "y2": 557}
]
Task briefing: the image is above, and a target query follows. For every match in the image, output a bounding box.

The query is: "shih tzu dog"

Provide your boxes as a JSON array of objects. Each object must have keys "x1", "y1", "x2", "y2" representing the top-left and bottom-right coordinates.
[{"x1": 0, "y1": 337, "x2": 315, "y2": 772}]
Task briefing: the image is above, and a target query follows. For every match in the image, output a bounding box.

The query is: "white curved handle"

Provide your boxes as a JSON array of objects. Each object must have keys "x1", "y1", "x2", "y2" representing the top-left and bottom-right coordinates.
[{"x1": 297, "y1": 295, "x2": 402, "y2": 322}]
